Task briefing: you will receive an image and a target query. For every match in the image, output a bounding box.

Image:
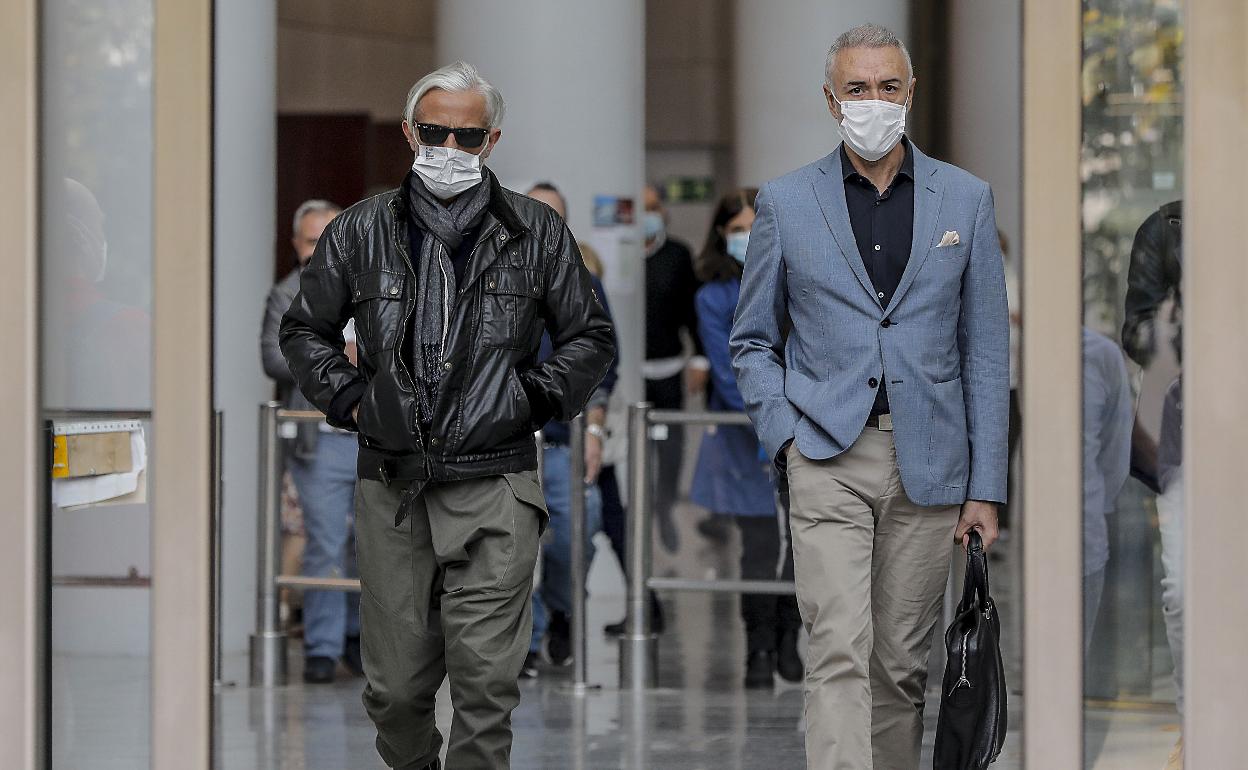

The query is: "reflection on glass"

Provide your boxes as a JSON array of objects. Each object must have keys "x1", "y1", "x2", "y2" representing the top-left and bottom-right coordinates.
[
  {"x1": 1081, "y1": 1, "x2": 1183, "y2": 768},
  {"x1": 43, "y1": 1, "x2": 154, "y2": 768}
]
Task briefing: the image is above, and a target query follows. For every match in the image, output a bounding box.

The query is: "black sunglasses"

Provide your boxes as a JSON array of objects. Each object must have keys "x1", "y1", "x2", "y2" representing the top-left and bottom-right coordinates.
[{"x1": 415, "y1": 123, "x2": 489, "y2": 149}]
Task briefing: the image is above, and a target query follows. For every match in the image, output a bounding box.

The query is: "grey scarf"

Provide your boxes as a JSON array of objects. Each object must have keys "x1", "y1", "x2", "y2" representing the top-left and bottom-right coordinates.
[{"x1": 406, "y1": 169, "x2": 493, "y2": 432}]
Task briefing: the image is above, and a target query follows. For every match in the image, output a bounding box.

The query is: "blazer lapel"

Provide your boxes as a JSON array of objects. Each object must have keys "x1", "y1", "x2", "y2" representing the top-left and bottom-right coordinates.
[
  {"x1": 812, "y1": 149, "x2": 876, "y2": 302},
  {"x1": 884, "y1": 144, "x2": 944, "y2": 318}
]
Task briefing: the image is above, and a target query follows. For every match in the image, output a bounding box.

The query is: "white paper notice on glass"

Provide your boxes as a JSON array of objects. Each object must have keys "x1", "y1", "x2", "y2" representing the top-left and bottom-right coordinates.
[{"x1": 52, "y1": 420, "x2": 148, "y2": 510}]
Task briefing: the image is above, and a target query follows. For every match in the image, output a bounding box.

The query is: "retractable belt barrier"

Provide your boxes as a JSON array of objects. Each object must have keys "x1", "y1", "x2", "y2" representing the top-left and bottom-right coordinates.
[
  {"x1": 618, "y1": 403, "x2": 798, "y2": 689},
  {"x1": 252, "y1": 402, "x2": 845, "y2": 692}
]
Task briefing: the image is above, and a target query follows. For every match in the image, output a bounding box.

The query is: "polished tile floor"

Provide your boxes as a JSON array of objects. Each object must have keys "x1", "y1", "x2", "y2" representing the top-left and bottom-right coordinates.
[{"x1": 53, "y1": 468, "x2": 1179, "y2": 769}]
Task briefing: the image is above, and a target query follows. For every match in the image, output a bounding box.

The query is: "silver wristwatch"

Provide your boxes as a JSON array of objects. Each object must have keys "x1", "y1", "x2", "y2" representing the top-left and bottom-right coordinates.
[{"x1": 585, "y1": 423, "x2": 607, "y2": 440}]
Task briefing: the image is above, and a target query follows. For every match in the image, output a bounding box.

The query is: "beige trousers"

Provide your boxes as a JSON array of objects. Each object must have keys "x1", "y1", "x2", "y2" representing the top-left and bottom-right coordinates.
[{"x1": 787, "y1": 428, "x2": 959, "y2": 770}]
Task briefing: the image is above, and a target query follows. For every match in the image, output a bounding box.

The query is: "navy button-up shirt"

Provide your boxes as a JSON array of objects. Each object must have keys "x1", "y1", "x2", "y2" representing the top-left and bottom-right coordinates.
[{"x1": 842, "y1": 139, "x2": 914, "y2": 416}]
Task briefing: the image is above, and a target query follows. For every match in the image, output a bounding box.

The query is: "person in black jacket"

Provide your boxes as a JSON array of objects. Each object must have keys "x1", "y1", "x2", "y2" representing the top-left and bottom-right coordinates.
[
  {"x1": 279, "y1": 62, "x2": 614, "y2": 770},
  {"x1": 641, "y1": 183, "x2": 708, "y2": 553},
  {"x1": 1122, "y1": 200, "x2": 1182, "y2": 368}
]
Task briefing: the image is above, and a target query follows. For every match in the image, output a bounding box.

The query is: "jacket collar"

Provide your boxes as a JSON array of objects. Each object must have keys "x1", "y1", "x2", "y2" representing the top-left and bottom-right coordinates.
[
  {"x1": 391, "y1": 168, "x2": 530, "y2": 241},
  {"x1": 812, "y1": 141, "x2": 944, "y2": 315}
]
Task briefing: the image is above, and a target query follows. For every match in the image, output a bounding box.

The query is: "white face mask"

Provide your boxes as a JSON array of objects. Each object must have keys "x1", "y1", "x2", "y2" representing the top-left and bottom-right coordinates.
[
  {"x1": 726, "y1": 231, "x2": 750, "y2": 265},
  {"x1": 411, "y1": 141, "x2": 489, "y2": 200},
  {"x1": 832, "y1": 93, "x2": 909, "y2": 162}
]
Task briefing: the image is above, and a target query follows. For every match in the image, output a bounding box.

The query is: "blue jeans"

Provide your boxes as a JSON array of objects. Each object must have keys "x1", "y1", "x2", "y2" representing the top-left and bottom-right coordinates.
[
  {"x1": 288, "y1": 432, "x2": 361, "y2": 659},
  {"x1": 530, "y1": 444, "x2": 602, "y2": 652}
]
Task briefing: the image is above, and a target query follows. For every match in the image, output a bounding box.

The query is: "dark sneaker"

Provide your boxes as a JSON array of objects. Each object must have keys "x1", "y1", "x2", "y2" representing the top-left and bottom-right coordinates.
[
  {"x1": 776, "y1": 629, "x2": 803, "y2": 683},
  {"x1": 547, "y1": 611, "x2": 572, "y2": 666},
  {"x1": 745, "y1": 650, "x2": 775, "y2": 689},
  {"x1": 341, "y1": 635, "x2": 364, "y2": 677},
  {"x1": 303, "y1": 655, "x2": 336, "y2": 684},
  {"x1": 520, "y1": 651, "x2": 540, "y2": 679}
]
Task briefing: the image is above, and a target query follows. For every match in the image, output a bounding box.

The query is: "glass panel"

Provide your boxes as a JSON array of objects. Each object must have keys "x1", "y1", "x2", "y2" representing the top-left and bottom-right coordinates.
[
  {"x1": 1080, "y1": 1, "x2": 1183, "y2": 766},
  {"x1": 42, "y1": 0, "x2": 154, "y2": 767}
]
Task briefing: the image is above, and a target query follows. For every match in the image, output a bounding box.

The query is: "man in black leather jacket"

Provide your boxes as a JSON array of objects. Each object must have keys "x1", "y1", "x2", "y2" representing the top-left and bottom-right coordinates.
[
  {"x1": 279, "y1": 61, "x2": 614, "y2": 770},
  {"x1": 1122, "y1": 200, "x2": 1182, "y2": 368}
]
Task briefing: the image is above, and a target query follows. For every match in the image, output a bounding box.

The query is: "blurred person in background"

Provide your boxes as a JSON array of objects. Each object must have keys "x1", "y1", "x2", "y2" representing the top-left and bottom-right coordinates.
[
  {"x1": 1080, "y1": 327, "x2": 1133, "y2": 655},
  {"x1": 280, "y1": 62, "x2": 613, "y2": 770},
  {"x1": 260, "y1": 198, "x2": 363, "y2": 685},
  {"x1": 641, "y1": 183, "x2": 707, "y2": 553},
  {"x1": 519, "y1": 182, "x2": 619, "y2": 678},
  {"x1": 690, "y1": 188, "x2": 803, "y2": 688},
  {"x1": 1122, "y1": 201, "x2": 1184, "y2": 770}
]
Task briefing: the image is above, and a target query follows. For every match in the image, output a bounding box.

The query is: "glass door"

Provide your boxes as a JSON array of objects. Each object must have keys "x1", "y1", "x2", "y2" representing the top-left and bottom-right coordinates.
[{"x1": 1079, "y1": 2, "x2": 1185, "y2": 766}]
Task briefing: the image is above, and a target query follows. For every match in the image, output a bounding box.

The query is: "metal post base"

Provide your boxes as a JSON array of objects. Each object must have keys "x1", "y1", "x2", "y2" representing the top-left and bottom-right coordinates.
[
  {"x1": 618, "y1": 634, "x2": 659, "y2": 689},
  {"x1": 249, "y1": 631, "x2": 288, "y2": 687}
]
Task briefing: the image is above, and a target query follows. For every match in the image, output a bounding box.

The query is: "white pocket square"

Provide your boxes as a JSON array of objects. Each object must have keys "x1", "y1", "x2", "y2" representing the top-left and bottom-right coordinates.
[{"x1": 938, "y1": 230, "x2": 961, "y2": 247}]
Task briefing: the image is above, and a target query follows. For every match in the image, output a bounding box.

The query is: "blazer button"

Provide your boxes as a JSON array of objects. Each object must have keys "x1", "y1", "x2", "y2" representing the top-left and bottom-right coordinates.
[
  {"x1": 868, "y1": 377, "x2": 879, "y2": 388},
  {"x1": 443, "y1": 361, "x2": 452, "y2": 370},
  {"x1": 430, "y1": 437, "x2": 439, "y2": 447},
  {"x1": 881, "y1": 319, "x2": 892, "y2": 328}
]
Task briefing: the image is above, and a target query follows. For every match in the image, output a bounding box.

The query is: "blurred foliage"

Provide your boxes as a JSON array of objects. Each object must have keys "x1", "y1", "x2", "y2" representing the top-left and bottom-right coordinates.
[{"x1": 1081, "y1": 0, "x2": 1183, "y2": 338}]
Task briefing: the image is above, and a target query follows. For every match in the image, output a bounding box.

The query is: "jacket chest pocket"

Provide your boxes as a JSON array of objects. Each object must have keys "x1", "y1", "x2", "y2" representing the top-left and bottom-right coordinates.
[
  {"x1": 481, "y1": 267, "x2": 543, "y2": 350},
  {"x1": 351, "y1": 270, "x2": 407, "y2": 351}
]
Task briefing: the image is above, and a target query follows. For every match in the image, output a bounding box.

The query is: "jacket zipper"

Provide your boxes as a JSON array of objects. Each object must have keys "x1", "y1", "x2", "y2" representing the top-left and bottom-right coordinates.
[{"x1": 389, "y1": 200, "x2": 427, "y2": 458}]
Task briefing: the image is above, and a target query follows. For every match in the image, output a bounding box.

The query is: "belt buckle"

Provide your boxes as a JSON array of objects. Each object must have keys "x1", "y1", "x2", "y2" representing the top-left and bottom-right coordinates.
[{"x1": 877, "y1": 413, "x2": 894, "y2": 432}]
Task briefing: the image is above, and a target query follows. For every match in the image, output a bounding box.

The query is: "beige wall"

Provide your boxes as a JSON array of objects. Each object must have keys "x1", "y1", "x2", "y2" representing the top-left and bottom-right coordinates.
[
  {"x1": 1184, "y1": 0, "x2": 1248, "y2": 763},
  {"x1": 646, "y1": 0, "x2": 733, "y2": 148},
  {"x1": 277, "y1": 0, "x2": 437, "y2": 119},
  {"x1": 0, "y1": 0, "x2": 42, "y2": 765}
]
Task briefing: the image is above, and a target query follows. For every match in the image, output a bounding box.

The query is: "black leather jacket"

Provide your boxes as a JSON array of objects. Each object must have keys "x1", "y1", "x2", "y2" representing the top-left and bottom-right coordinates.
[
  {"x1": 1122, "y1": 200, "x2": 1182, "y2": 367},
  {"x1": 279, "y1": 172, "x2": 615, "y2": 484}
]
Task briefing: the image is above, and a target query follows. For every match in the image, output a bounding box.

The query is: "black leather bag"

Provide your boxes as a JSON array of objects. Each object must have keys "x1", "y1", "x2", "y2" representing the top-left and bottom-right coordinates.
[{"x1": 934, "y1": 531, "x2": 1007, "y2": 769}]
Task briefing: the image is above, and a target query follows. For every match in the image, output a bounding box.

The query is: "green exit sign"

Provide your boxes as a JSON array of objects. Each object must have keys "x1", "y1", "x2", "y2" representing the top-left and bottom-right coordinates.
[{"x1": 662, "y1": 176, "x2": 715, "y2": 203}]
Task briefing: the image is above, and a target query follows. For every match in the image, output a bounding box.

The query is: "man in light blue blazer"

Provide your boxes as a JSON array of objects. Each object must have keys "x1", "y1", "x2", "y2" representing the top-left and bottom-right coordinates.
[{"x1": 729, "y1": 23, "x2": 1009, "y2": 770}]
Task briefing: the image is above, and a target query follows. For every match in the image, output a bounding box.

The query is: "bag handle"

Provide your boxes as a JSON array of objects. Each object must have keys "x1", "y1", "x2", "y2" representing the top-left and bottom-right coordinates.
[{"x1": 958, "y1": 530, "x2": 993, "y2": 615}]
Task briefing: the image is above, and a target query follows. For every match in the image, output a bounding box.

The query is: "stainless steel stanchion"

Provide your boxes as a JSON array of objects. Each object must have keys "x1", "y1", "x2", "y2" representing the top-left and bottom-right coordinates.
[
  {"x1": 619, "y1": 402, "x2": 658, "y2": 689},
  {"x1": 249, "y1": 402, "x2": 288, "y2": 687},
  {"x1": 567, "y1": 412, "x2": 600, "y2": 693}
]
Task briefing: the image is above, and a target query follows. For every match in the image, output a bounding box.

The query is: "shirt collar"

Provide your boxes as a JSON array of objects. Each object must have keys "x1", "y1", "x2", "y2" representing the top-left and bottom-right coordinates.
[{"x1": 841, "y1": 137, "x2": 914, "y2": 184}]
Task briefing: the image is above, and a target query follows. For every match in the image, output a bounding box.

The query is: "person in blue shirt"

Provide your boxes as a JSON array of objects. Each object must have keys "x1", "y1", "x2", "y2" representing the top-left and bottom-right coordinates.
[
  {"x1": 521, "y1": 183, "x2": 619, "y2": 677},
  {"x1": 690, "y1": 188, "x2": 802, "y2": 688}
]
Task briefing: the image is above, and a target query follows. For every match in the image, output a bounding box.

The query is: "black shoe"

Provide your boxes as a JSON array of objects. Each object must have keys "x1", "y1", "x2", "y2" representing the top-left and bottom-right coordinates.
[
  {"x1": 303, "y1": 656, "x2": 336, "y2": 684},
  {"x1": 696, "y1": 515, "x2": 731, "y2": 544},
  {"x1": 547, "y1": 611, "x2": 572, "y2": 666},
  {"x1": 341, "y1": 635, "x2": 364, "y2": 677},
  {"x1": 776, "y1": 629, "x2": 803, "y2": 683},
  {"x1": 604, "y1": 596, "x2": 666, "y2": 636},
  {"x1": 519, "y1": 651, "x2": 540, "y2": 679},
  {"x1": 745, "y1": 650, "x2": 775, "y2": 689}
]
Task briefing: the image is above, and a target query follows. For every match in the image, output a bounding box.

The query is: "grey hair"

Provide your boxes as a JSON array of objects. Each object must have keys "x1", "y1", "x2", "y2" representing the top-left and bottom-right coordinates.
[
  {"x1": 825, "y1": 23, "x2": 913, "y2": 87},
  {"x1": 291, "y1": 199, "x2": 341, "y2": 236},
  {"x1": 404, "y1": 61, "x2": 506, "y2": 129}
]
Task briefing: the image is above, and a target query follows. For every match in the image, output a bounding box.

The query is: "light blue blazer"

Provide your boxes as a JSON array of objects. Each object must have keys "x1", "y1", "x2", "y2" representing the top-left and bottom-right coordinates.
[{"x1": 729, "y1": 143, "x2": 1009, "y2": 506}]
